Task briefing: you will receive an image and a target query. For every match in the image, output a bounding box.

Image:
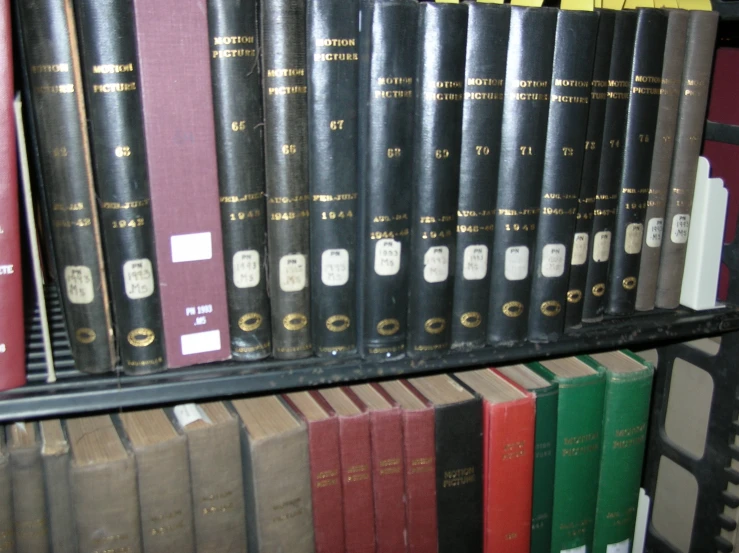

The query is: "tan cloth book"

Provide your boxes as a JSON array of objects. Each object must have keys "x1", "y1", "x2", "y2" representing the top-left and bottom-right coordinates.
[{"x1": 40, "y1": 419, "x2": 77, "y2": 553}]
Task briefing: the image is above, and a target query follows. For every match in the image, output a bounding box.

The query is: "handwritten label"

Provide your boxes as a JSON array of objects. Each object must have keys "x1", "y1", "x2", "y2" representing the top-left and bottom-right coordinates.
[
  {"x1": 233, "y1": 250, "x2": 260, "y2": 289},
  {"x1": 593, "y1": 231, "x2": 611, "y2": 262},
  {"x1": 505, "y1": 246, "x2": 529, "y2": 281},
  {"x1": 463, "y1": 245, "x2": 488, "y2": 280},
  {"x1": 606, "y1": 539, "x2": 630, "y2": 553},
  {"x1": 174, "y1": 403, "x2": 212, "y2": 428},
  {"x1": 625, "y1": 223, "x2": 643, "y2": 254},
  {"x1": 424, "y1": 246, "x2": 449, "y2": 283},
  {"x1": 646, "y1": 218, "x2": 663, "y2": 248},
  {"x1": 279, "y1": 254, "x2": 307, "y2": 292},
  {"x1": 541, "y1": 243, "x2": 566, "y2": 278},
  {"x1": 571, "y1": 233, "x2": 588, "y2": 266},
  {"x1": 321, "y1": 249, "x2": 349, "y2": 286},
  {"x1": 123, "y1": 259, "x2": 155, "y2": 299},
  {"x1": 374, "y1": 239, "x2": 401, "y2": 276},
  {"x1": 64, "y1": 265, "x2": 94, "y2": 304},
  {"x1": 671, "y1": 214, "x2": 690, "y2": 244}
]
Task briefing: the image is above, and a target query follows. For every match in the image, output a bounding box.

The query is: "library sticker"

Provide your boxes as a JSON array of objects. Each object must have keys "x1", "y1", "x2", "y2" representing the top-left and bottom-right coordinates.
[
  {"x1": 463, "y1": 245, "x2": 488, "y2": 280},
  {"x1": 321, "y1": 249, "x2": 349, "y2": 286},
  {"x1": 424, "y1": 246, "x2": 449, "y2": 283},
  {"x1": 279, "y1": 254, "x2": 307, "y2": 292},
  {"x1": 374, "y1": 239, "x2": 401, "y2": 276},
  {"x1": 233, "y1": 250, "x2": 260, "y2": 289},
  {"x1": 64, "y1": 265, "x2": 94, "y2": 305},
  {"x1": 123, "y1": 258, "x2": 155, "y2": 299},
  {"x1": 571, "y1": 233, "x2": 588, "y2": 266},
  {"x1": 671, "y1": 214, "x2": 690, "y2": 244},
  {"x1": 505, "y1": 246, "x2": 528, "y2": 281}
]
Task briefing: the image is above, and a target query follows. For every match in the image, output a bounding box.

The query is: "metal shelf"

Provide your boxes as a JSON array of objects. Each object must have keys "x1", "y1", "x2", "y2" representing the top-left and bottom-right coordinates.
[{"x1": 3, "y1": 288, "x2": 737, "y2": 422}]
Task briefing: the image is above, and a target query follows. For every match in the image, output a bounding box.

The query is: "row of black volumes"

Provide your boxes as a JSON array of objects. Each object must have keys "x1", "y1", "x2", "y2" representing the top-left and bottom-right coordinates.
[{"x1": 14, "y1": 0, "x2": 719, "y2": 377}]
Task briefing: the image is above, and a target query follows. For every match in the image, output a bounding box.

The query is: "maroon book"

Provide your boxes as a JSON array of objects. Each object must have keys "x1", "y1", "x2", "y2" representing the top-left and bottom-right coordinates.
[
  {"x1": 0, "y1": 0, "x2": 25, "y2": 391},
  {"x1": 349, "y1": 384, "x2": 407, "y2": 553},
  {"x1": 318, "y1": 388, "x2": 376, "y2": 553},
  {"x1": 131, "y1": 0, "x2": 229, "y2": 367},
  {"x1": 283, "y1": 391, "x2": 345, "y2": 553},
  {"x1": 379, "y1": 380, "x2": 438, "y2": 553}
]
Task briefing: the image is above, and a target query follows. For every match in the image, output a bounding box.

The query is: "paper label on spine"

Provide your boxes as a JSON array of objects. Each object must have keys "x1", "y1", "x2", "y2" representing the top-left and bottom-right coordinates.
[
  {"x1": 571, "y1": 233, "x2": 588, "y2": 266},
  {"x1": 321, "y1": 249, "x2": 349, "y2": 286},
  {"x1": 606, "y1": 539, "x2": 630, "y2": 553},
  {"x1": 123, "y1": 259, "x2": 155, "y2": 299},
  {"x1": 561, "y1": 547, "x2": 586, "y2": 553},
  {"x1": 180, "y1": 329, "x2": 221, "y2": 355},
  {"x1": 671, "y1": 214, "x2": 690, "y2": 244},
  {"x1": 424, "y1": 246, "x2": 449, "y2": 283},
  {"x1": 171, "y1": 232, "x2": 212, "y2": 263},
  {"x1": 173, "y1": 403, "x2": 212, "y2": 428},
  {"x1": 279, "y1": 254, "x2": 307, "y2": 292},
  {"x1": 233, "y1": 250, "x2": 260, "y2": 289},
  {"x1": 625, "y1": 223, "x2": 644, "y2": 254},
  {"x1": 64, "y1": 266, "x2": 94, "y2": 304},
  {"x1": 646, "y1": 218, "x2": 664, "y2": 248},
  {"x1": 374, "y1": 239, "x2": 401, "y2": 276},
  {"x1": 593, "y1": 231, "x2": 612, "y2": 262},
  {"x1": 541, "y1": 243, "x2": 566, "y2": 277},
  {"x1": 463, "y1": 245, "x2": 488, "y2": 280},
  {"x1": 505, "y1": 246, "x2": 529, "y2": 281}
]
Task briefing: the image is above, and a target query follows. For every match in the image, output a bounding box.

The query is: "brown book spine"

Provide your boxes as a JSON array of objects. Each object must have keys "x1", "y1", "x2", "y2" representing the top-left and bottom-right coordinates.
[
  {"x1": 42, "y1": 449, "x2": 77, "y2": 553},
  {"x1": 131, "y1": 435, "x2": 195, "y2": 553},
  {"x1": 242, "y1": 423, "x2": 315, "y2": 552},
  {"x1": 131, "y1": 0, "x2": 230, "y2": 367},
  {"x1": 634, "y1": 10, "x2": 688, "y2": 311},
  {"x1": 0, "y1": 437, "x2": 13, "y2": 553},
  {"x1": 71, "y1": 455, "x2": 142, "y2": 553},
  {"x1": 9, "y1": 441, "x2": 48, "y2": 553},
  {"x1": 186, "y1": 417, "x2": 247, "y2": 553},
  {"x1": 654, "y1": 10, "x2": 719, "y2": 309}
]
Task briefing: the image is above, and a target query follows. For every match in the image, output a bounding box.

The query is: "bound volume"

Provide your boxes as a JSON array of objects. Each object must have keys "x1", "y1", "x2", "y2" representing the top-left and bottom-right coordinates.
[
  {"x1": 527, "y1": 9, "x2": 599, "y2": 342},
  {"x1": 17, "y1": 0, "x2": 116, "y2": 373},
  {"x1": 358, "y1": 0, "x2": 418, "y2": 358},
  {"x1": 209, "y1": 0, "x2": 271, "y2": 359},
  {"x1": 261, "y1": 0, "x2": 313, "y2": 359},
  {"x1": 563, "y1": 11, "x2": 615, "y2": 329},
  {"x1": 605, "y1": 8, "x2": 668, "y2": 316},
  {"x1": 634, "y1": 11, "x2": 688, "y2": 311},
  {"x1": 408, "y1": 2, "x2": 468, "y2": 357},
  {"x1": 132, "y1": 0, "x2": 230, "y2": 368},
  {"x1": 486, "y1": 6, "x2": 558, "y2": 344},
  {"x1": 655, "y1": 11, "x2": 719, "y2": 309},
  {"x1": 75, "y1": 0, "x2": 166, "y2": 374},
  {"x1": 451, "y1": 4, "x2": 510, "y2": 350},
  {"x1": 307, "y1": 0, "x2": 360, "y2": 356},
  {"x1": 581, "y1": 11, "x2": 637, "y2": 322}
]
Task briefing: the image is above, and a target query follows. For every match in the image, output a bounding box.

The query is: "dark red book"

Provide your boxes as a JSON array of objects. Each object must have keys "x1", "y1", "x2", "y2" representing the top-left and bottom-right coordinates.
[
  {"x1": 284, "y1": 391, "x2": 345, "y2": 553},
  {"x1": 131, "y1": 0, "x2": 229, "y2": 367},
  {"x1": 706, "y1": 47, "x2": 739, "y2": 126},
  {"x1": 380, "y1": 380, "x2": 438, "y2": 553},
  {"x1": 0, "y1": 0, "x2": 24, "y2": 391},
  {"x1": 318, "y1": 387, "x2": 375, "y2": 553},
  {"x1": 349, "y1": 384, "x2": 407, "y2": 553},
  {"x1": 454, "y1": 368, "x2": 535, "y2": 553}
]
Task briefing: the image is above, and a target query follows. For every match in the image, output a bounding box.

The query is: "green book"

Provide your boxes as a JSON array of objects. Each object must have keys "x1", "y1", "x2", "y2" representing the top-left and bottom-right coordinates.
[
  {"x1": 497, "y1": 364, "x2": 559, "y2": 553},
  {"x1": 529, "y1": 356, "x2": 606, "y2": 553},
  {"x1": 590, "y1": 350, "x2": 654, "y2": 553}
]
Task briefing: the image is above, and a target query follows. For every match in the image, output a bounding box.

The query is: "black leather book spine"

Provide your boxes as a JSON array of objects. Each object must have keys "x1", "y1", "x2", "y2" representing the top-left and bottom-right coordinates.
[
  {"x1": 358, "y1": 0, "x2": 418, "y2": 359},
  {"x1": 407, "y1": 3, "x2": 468, "y2": 358},
  {"x1": 75, "y1": 0, "x2": 166, "y2": 374},
  {"x1": 208, "y1": 0, "x2": 271, "y2": 360},
  {"x1": 260, "y1": 0, "x2": 312, "y2": 359},
  {"x1": 486, "y1": 6, "x2": 557, "y2": 345},
  {"x1": 605, "y1": 8, "x2": 668, "y2": 316},
  {"x1": 563, "y1": 10, "x2": 615, "y2": 330},
  {"x1": 527, "y1": 10, "x2": 599, "y2": 343},
  {"x1": 450, "y1": 4, "x2": 510, "y2": 351},
  {"x1": 435, "y1": 398, "x2": 483, "y2": 553},
  {"x1": 307, "y1": 0, "x2": 360, "y2": 357},
  {"x1": 18, "y1": 0, "x2": 116, "y2": 373},
  {"x1": 581, "y1": 10, "x2": 637, "y2": 322}
]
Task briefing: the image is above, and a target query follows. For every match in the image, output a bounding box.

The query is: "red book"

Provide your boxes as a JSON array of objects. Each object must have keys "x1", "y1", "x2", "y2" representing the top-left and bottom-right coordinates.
[
  {"x1": 131, "y1": 0, "x2": 229, "y2": 367},
  {"x1": 379, "y1": 380, "x2": 438, "y2": 553},
  {"x1": 454, "y1": 368, "x2": 535, "y2": 553},
  {"x1": 318, "y1": 387, "x2": 375, "y2": 553},
  {"x1": 349, "y1": 384, "x2": 407, "y2": 553},
  {"x1": 284, "y1": 391, "x2": 345, "y2": 553},
  {"x1": 0, "y1": 0, "x2": 25, "y2": 391}
]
